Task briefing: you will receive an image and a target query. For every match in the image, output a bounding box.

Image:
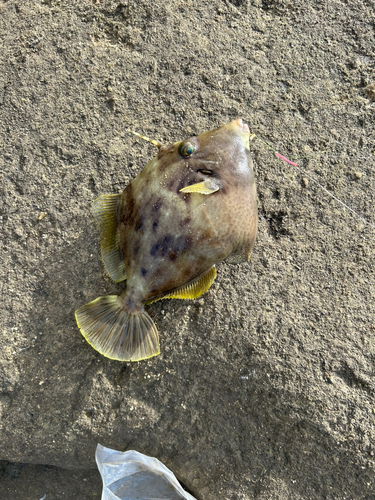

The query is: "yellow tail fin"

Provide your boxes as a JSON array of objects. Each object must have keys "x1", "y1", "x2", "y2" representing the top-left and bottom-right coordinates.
[{"x1": 75, "y1": 296, "x2": 160, "y2": 361}]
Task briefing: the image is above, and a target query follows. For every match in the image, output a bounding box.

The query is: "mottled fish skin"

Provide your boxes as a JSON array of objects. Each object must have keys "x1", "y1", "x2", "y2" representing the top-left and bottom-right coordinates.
[
  {"x1": 75, "y1": 119, "x2": 257, "y2": 361},
  {"x1": 119, "y1": 119, "x2": 257, "y2": 308}
]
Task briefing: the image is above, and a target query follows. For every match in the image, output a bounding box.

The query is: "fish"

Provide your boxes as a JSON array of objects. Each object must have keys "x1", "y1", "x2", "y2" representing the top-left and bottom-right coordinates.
[{"x1": 75, "y1": 119, "x2": 258, "y2": 362}]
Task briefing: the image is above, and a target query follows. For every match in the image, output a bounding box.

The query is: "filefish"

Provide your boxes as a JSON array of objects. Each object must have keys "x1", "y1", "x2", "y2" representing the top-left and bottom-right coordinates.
[{"x1": 75, "y1": 119, "x2": 258, "y2": 362}]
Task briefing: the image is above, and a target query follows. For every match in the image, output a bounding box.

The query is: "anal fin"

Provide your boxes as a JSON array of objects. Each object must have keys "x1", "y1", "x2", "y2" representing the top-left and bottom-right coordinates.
[
  {"x1": 75, "y1": 295, "x2": 160, "y2": 362},
  {"x1": 147, "y1": 265, "x2": 217, "y2": 304},
  {"x1": 92, "y1": 194, "x2": 126, "y2": 283}
]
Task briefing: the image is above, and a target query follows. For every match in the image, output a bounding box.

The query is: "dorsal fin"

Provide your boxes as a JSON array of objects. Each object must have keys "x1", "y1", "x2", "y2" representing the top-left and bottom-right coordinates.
[
  {"x1": 146, "y1": 265, "x2": 217, "y2": 304},
  {"x1": 91, "y1": 194, "x2": 126, "y2": 282}
]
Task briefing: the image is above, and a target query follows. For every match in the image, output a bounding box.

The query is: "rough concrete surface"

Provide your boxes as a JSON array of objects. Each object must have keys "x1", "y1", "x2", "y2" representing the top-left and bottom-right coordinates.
[{"x1": 1, "y1": 0, "x2": 374, "y2": 499}]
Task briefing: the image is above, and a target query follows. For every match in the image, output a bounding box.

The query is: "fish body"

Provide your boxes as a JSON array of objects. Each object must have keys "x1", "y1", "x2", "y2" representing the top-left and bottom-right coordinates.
[{"x1": 75, "y1": 119, "x2": 257, "y2": 361}]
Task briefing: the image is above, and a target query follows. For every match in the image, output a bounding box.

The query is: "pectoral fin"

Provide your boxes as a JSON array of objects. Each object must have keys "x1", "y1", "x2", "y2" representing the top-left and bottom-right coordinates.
[
  {"x1": 147, "y1": 265, "x2": 217, "y2": 304},
  {"x1": 180, "y1": 179, "x2": 220, "y2": 195},
  {"x1": 92, "y1": 194, "x2": 126, "y2": 283}
]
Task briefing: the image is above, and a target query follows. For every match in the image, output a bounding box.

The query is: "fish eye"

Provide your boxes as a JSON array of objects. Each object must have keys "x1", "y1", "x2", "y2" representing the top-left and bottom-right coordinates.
[{"x1": 179, "y1": 142, "x2": 194, "y2": 158}]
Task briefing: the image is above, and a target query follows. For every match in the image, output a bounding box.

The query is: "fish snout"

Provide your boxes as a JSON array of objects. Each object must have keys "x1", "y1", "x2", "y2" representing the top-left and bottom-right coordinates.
[
  {"x1": 233, "y1": 118, "x2": 250, "y2": 133},
  {"x1": 226, "y1": 119, "x2": 250, "y2": 137},
  {"x1": 226, "y1": 119, "x2": 250, "y2": 150}
]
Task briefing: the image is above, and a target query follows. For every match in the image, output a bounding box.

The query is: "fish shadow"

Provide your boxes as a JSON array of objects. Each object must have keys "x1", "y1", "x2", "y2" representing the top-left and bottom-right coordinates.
[{"x1": 14, "y1": 222, "x2": 373, "y2": 499}]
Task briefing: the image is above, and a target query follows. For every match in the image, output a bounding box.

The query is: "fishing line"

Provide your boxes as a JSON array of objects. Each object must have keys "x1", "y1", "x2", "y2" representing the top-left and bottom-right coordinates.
[{"x1": 251, "y1": 134, "x2": 375, "y2": 230}]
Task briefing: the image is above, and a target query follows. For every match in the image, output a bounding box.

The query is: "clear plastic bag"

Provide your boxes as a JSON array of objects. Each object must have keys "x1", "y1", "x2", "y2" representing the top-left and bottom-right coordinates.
[{"x1": 96, "y1": 444, "x2": 197, "y2": 500}]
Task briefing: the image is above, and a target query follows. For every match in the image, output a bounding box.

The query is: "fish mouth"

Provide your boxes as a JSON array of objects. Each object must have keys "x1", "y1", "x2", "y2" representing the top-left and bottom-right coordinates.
[
  {"x1": 233, "y1": 118, "x2": 250, "y2": 133},
  {"x1": 228, "y1": 119, "x2": 250, "y2": 150}
]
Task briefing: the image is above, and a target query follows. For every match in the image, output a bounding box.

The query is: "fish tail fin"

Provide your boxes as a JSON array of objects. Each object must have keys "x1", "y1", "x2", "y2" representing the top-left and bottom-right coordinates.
[{"x1": 75, "y1": 295, "x2": 160, "y2": 362}]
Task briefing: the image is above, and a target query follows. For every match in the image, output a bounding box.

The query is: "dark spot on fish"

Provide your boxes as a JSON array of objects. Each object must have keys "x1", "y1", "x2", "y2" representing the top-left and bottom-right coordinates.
[
  {"x1": 121, "y1": 184, "x2": 137, "y2": 227},
  {"x1": 158, "y1": 158, "x2": 172, "y2": 174},
  {"x1": 133, "y1": 242, "x2": 140, "y2": 256},
  {"x1": 169, "y1": 235, "x2": 193, "y2": 260},
  {"x1": 177, "y1": 179, "x2": 185, "y2": 193},
  {"x1": 179, "y1": 217, "x2": 191, "y2": 227},
  {"x1": 150, "y1": 234, "x2": 193, "y2": 260},
  {"x1": 174, "y1": 235, "x2": 193, "y2": 253},
  {"x1": 167, "y1": 178, "x2": 176, "y2": 190},
  {"x1": 150, "y1": 235, "x2": 174, "y2": 257},
  {"x1": 141, "y1": 268, "x2": 148, "y2": 276},
  {"x1": 178, "y1": 190, "x2": 192, "y2": 204},
  {"x1": 152, "y1": 198, "x2": 163, "y2": 213},
  {"x1": 152, "y1": 221, "x2": 158, "y2": 232},
  {"x1": 125, "y1": 296, "x2": 136, "y2": 311},
  {"x1": 135, "y1": 215, "x2": 144, "y2": 232}
]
